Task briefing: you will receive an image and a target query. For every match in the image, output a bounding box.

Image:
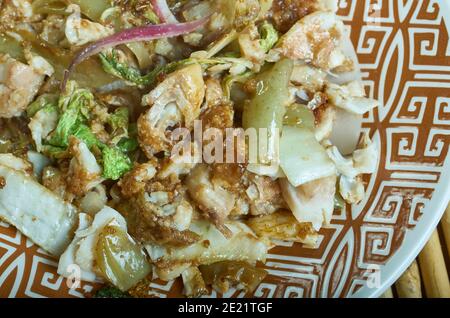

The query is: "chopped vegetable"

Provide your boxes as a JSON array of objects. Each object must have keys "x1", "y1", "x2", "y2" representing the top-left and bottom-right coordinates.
[
  {"x1": 283, "y1": 103, "x2": 315, "y2": 129},
  {"x1": 199, "y1": 261, "x2": 267, "y2": 294},
  {"x1": 96, "y1": 224, "x2": 151, "y2": 291},
  {"x1": 146, "y1": 221, "x2": 268, "y2": 281},
  {"x1": 37, "y1": 82, "x2": 134, "y2": 180},
  {"x1": 151, "y1": 0, "x2": 179, "y2": 24},
  {"x1": 181, "y1": 267, "x2": 208, "y2": 298},
  {"x1": 117, "y1": 138, "x2": 139, "y2": 153},
  {"x1": 243, "y1": 59, "x2": 293, "y2": 176},
  {"x1": 246, "y1": 210, "x2": 318, "y2": 245},
  {"x1": 108, "y1": 107, "x2": 129, "y2": 132},
  {"x1": 101, "y1": 147, "x2": 133, "y2": 180},
  {"x1": 47, "y1": 83, "x2": 96, "y2": 148},
  {"x1": 0, "y1": 165, "x2": 78, "y2": 256},
  {"x1": 32, "y1": 0, "x2": 70, "y2": 16},
  {"x1": 280, "y1": 126, "x2": 336, "y2": 187},
  {"x1": 223, "y1": 71, "x2": 252, "y2": 99},
  {"x1": 99, "y1": 50, "x2": 200, "y2": 87},
  {"x1": 99, "y1": 50, "x2": 149, "y2": 86},
  {"x1": 71, "y1": 124, "x2": 101, "y2": 149},
  {"x1": 69, "y1": 0, "x2": 112, "y2": 22},
  {"x1": 280, "y1": 175, "x2": 336, "y2": 231},
  {"x1": 27, "y1": 94, "x2": 58, "y2": 118},
  {"x1": 259, "y1": 22, "x2": 279, "y2": 52},
  {"x1": 94, "y1": 286, "x2": 131, "y2": 298},
  {"x1": 63, "y1": 16, "x2": 210, "y2": 89}
]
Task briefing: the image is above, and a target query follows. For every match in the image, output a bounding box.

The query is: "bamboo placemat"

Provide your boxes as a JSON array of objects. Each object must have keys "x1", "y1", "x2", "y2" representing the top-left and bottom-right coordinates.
[{"x1": 380, "y1": 204, "x2": 450, "y2": 298}]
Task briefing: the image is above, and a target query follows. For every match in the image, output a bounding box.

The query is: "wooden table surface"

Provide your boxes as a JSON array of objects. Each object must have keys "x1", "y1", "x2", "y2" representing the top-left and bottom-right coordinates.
[{"x1": 380, "y1": 203, "x2": 450, "y2": 298}]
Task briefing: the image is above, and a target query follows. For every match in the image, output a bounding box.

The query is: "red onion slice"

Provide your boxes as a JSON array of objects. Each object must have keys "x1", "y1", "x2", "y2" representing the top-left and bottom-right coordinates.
[
  {"x1": 62, "y1": 17, "x2": 209, "y2": 90},
  {"x1": 151, "y1": 0, "x2": 179, "y2": 24}
]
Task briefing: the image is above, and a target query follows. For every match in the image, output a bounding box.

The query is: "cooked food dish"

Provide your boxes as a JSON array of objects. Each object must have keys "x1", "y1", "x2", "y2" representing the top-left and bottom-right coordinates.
[{"x1": 0, "y1": 0, "x2": 378, "y2": 297}]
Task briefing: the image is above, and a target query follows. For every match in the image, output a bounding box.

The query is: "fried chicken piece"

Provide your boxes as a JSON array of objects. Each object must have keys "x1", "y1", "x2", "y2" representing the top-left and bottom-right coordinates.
[
  {"x1": 138, "y1": 64, "x2": 205, "y2": 157},
  {"x1": 271, "y1": 0, "x2": 338, "y2": 33},
  {"x1": 0, "y1": 54, "x2": 49, "y2": 118},
  {"x1": 66, "y1": 137, "x2": 103, "y2": 197},
  {"x1": 185, "y1": 164, "x2": 236, "y2": 231},
  {"x1": 271, "y1": 11, "x2": 346, "y2": 70},
  {"x1": 118, "y1": 161, "x2": 158, "y2": 198},
  {"x1": 280, "y1": 175, "x2": 337, "y2": 231},
  {"x1": 127, "y1": 190, "x2": 199, "y2": 247},
  {"x1": 245, "y1": 173, "x2": 286, "y2": 216}
]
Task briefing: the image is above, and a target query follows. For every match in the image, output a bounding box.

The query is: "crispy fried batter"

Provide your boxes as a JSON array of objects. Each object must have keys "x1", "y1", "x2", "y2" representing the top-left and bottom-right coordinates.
[
  {"x1": 66, "y1": 137, "x2": 102, "y2": 197},
  {"x1": 138, "y1": 64, "x2": 205, "y2": 157},
  {"x1": 246, "y1": 173, "x2": 286, "y2": 216},
  {"x1": 271, "y1": 0, "x2": 316, "y2": 33},
  {"x1": 119, "y1": 176, "x2": 199, "y2": 248},
  {"x1": 118, "y1": 161, "x2": 158, "y2": 198},
  {"x1": 200, "y1": 102, "x2": 234, "y2": 133}
]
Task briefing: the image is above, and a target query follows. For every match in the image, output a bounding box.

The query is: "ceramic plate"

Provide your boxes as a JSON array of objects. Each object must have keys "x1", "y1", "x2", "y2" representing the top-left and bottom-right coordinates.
[{"x1": 1, "y1": 0, "x2": 450, "y2": 298}]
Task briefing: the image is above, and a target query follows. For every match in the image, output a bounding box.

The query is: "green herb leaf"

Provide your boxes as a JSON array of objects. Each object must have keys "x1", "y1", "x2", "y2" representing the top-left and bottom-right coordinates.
[
  {"x1": 102, "y1": 146, "x2": 133, "y2": 180},
  {"x1": 259, "y1": 22, "x2": 279, "y2": 53},
  {"x1": 47, "y1": 81, "x2": 96, "y2": 148},
  {"x1": 94, "y1": 286, "x2": 131, "y2": 298},
  {"x1": 27, "y1": 94, "x2": 58, "y2": 118},
  {"x1": 72, "y1": 124, "x2": 102, "y2": 149},
  {"x1": 99, "y1": 51, "x2": 201, "y2": 87},
  {"x1": 117, "y1": 137, "x2": 139, "y2": 153},
  {"x1": 108, "y1": 107, "x2": 129, "y2": 131}
]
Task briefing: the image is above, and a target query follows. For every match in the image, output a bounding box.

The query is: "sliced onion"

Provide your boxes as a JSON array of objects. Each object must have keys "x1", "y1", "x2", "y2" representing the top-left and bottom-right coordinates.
[
  {"x1": 151, "y1": 0, "x2": 179, "y2": 24},
  {"x1": 62, "y1": 17, "x2": 209, "y2": 90}
]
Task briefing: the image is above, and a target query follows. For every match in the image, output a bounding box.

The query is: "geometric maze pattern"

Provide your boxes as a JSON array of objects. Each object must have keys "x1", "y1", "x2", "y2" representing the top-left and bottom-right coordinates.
[{"x1": 1, "y1": 0, "x2": 450, "y2": 298}]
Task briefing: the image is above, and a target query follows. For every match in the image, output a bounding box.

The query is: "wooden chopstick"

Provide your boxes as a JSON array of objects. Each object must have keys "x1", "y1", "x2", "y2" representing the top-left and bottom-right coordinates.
[
  {"x1": 394, "y1": 260, "x2": 422, "y2": 298},
  {"x1": 418, "y1": 230, "x2": 450, "y2": 298},
  {"x1": 442, "y1": 205, "x2": 450, "y2": 261},
  {"x1": 379, "y1": 286, "x2": 394, "y2": 298}
]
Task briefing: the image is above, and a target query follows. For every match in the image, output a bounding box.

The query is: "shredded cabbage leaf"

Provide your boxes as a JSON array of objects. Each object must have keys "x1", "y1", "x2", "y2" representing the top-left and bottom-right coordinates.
[
  {"x1": 102, "y1": 147, "x2": 133, "y2": 180},
  {"x1": 259, "y1": 22, "x2": 279, "y2": 52}
]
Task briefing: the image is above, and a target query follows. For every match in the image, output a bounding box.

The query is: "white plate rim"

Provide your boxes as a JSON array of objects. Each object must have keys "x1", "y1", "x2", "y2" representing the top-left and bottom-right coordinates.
[{"x1": 351, "y1": 0, "x2": 450, "y2": 298}]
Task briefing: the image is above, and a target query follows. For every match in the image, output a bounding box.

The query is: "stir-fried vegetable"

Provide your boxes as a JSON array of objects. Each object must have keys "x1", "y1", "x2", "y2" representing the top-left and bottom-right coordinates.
[
  {"x1": 283, "y1": 103, "x2": 315, "y2": 129},
  {"x1": 101, "y1": 147, "x2": 132, "y2": 180},
  {"x1": 0, "y1": 34, "x2": 25, "y2": 61},
  {"x1": 28, "y1": 82, "x2": 134, "y2": 179},
  {"x1": 223, "y1": 71, "x2": 252, "y2": 100},
  {"x1": 32, "y1": 0, "x2": 70, "y2": 15},
  {"x1": 146, "y1": 221, "x2": 268, "y2": 280},
  {"x1": 69, "y1": 0, "x2": 113, "y2": 21},
  {"x1": 259, "y1": 22, "x2": 279, "y2": 52},
  {"x1": 279, "y1": 126, "x2": 335, "y2": 187},
  {"x1": 94, "y1": 286, "x2": 131, "y2": 298},
  {"x1": 151, "y1": 0, "x2": 179, "y2": 23},
  {"x1": 199, "y1": 261, "x2": 267, "y2": 294},
  {"x1": 47, "y1": 85, "x2": 94, "y2": 147},
  {"x1": 27, "y1": 95, "x2": 59, "y2": 118},
  {"x1": 63, "y1": 16, "x2": 210, "y2": 89},
  {"x1": 96, "y1": 224, "x2": 152, "y2": 291},
  {"x1": 246, "y1": 210, "x2": 318, "y2": 245},
  {"x1": 243, "y1": 59, "x2": 293, "y2": 176},
  {"x1": 0, "y1": 165, "x2": 78, "y2": 256}
]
